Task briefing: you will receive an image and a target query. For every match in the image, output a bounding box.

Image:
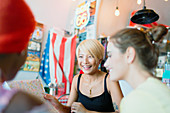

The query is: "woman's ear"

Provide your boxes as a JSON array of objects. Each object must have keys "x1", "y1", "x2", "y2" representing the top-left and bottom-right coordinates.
[
  {"x1": 99, "y1": 59, "x2": 103, "y2": 64},
  {"x1": 125, "y1": 47, "x2": 136, "y2": 64}
]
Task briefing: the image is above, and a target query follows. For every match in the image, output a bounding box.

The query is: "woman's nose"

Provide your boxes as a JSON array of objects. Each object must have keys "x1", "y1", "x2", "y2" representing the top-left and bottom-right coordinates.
[
  {"x1": 83, "y1": 57, "x2": 88, "y2": 63},
  {"x1": 104, "y1": 59, "x2": 108, "y2": 68}
]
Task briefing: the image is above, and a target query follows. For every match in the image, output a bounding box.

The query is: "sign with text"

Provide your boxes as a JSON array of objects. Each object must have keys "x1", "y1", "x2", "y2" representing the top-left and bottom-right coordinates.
[{"x1": 74, "y1": 1, "x2": 90, "y2": 30}]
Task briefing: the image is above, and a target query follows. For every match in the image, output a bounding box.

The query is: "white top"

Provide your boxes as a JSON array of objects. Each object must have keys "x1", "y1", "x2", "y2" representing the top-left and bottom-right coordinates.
[{"x1": 120, "y1": 77, "x2": 170, "y2": 113}]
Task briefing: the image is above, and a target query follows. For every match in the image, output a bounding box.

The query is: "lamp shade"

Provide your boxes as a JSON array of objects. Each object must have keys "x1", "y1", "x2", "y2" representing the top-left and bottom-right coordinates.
[{"x1": 131, "y1": 8, "x2": 159, "y2": 24}]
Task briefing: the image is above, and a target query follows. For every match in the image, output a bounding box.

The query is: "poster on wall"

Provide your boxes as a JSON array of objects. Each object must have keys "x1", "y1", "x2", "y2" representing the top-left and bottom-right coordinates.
[
  {"x1": 87, "y1": 0, "x2": 96, "y2": 26},
  {"x1": 74, "y1": 1, "x2": 90, "y2": 30},
  {"x1": 74, "y1": 0, "x2": 97, "y2": 42},
  {"x1": 21, "y1": 22, "x2": 44, "y2": 72},
  {"x1": 23, "y1": 51, "x2": 41, "y2": 72}
]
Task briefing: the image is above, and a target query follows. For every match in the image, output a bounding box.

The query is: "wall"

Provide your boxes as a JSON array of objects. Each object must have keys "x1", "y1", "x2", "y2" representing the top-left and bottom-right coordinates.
[
  {"x1": 25, "y1": 0, "x2": 78, "y2": 44},
  {"x1": 97, "y1": 0, "x2": 170, "y2": 36},
  {"x1": 24, "y1": 0, "x2": 170, "y2": 41}
]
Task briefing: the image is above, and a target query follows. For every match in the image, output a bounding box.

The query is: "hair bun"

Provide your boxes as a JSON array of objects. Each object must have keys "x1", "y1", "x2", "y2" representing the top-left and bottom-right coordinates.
[{"x1": 146, "y1": 25, "x2": 168, "y2": 43}]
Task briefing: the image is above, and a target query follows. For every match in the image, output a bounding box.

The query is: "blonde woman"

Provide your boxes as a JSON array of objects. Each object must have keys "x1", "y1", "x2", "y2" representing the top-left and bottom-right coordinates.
[{"x1": 45, "y1": 39, "x2": 123, "y2": 113}]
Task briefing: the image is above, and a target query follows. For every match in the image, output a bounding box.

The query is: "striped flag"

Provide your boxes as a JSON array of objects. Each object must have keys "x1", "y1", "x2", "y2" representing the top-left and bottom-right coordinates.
[
  {"x1": 49, "y1": 29, "x2": 77, "y2": 94},
  {"x1": 39, "y1": 31, "x2": 51, "y2": 85}
]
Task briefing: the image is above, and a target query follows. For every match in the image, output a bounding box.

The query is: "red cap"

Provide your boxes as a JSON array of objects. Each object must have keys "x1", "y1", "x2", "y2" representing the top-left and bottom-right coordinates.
[{"x1": 0, "y1": 0, "x2": 36, "y2": 53}]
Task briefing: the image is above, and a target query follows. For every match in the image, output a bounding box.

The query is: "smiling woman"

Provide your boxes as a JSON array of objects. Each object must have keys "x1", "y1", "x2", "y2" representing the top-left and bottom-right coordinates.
[
  {"x1": 104, "y1": 26, "x2": 170, "y2": 113},
  {"x1": 44, "y1": 39, "x2": 123, "y2": 113},
  {"x1": 76, "y1": 39, "x2": 104, "y2": 75}
]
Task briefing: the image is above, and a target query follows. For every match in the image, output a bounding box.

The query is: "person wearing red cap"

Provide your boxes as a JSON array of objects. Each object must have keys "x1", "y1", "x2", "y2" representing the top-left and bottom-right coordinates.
[{"x1": 0, "y1": 0, "x2": 49, "y2": 112}]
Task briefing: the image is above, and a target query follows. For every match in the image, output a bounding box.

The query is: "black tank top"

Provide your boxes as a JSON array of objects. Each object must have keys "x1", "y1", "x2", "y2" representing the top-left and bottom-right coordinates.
[{"x1": 77, "y1": 73, "x2": 115, "y2": 112}]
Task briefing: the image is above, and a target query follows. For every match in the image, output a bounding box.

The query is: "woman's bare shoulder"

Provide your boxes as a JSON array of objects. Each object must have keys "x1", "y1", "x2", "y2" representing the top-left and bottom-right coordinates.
[
  {"x1": 72, "y1": 74, "x2": 80, "y2": 82},
  {"x1": 73, "y1": 74, "x2": 79, "y2": 78}
]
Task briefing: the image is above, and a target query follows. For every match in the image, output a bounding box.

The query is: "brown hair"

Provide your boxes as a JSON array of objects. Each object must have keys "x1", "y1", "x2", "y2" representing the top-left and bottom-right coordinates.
[
  {"x1": 146, "y1": 25, "x2": 168, "y2": 42},
  {"x1": 109, "y1": 26, "x2": 168, "y2": 74}
]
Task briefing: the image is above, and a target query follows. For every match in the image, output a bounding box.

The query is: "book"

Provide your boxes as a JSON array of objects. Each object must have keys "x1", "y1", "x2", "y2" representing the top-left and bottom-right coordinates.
[{"x1": 7, "y1": 79, "x2": 58, "y2": 113}]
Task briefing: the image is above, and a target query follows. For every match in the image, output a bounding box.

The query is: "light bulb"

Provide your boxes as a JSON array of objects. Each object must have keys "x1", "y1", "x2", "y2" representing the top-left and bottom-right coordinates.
[
  {"x1": 115, "y1": 7, "x2": 120, "y2": 16},
  {"x1": 137, "y1": 0, "x2": 142, "y2": 4},
  {"x1": 164, "y1": 0, "x2": 168, "y2": 1},
  {"x1": 163, "y1": 39, "x2": 170, "y2": 44}
]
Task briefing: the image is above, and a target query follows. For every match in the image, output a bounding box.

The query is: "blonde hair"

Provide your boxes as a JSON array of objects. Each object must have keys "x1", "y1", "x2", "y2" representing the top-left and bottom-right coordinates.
[{"x1": 76, "y1": 39, "x2": 105, "y2": 62}]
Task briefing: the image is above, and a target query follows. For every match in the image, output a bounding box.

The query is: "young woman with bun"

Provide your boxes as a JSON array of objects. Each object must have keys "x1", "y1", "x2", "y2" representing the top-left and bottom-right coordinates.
[{"x1": 104, "y1": 25, "x2": 170, "y2": 113}]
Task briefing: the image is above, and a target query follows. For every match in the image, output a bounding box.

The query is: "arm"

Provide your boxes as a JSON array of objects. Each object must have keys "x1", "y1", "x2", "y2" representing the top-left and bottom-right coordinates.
[
  {"x1": 44, "y1": 94, "x2": 71, "y2": 113},
  {"x1": 3, "y1": 91, "x2": 47, "y2": 113},
  {"x1": 66, "y1": 74, "x2": 79, "y2": 106},
  {"x1": 71, "y1": 102, "x2": 119, "y2": 113},
  {"x1": 44, "y1": 75, "x2": 79, "y2": 113},
  {"x1": 107, "y1": 76, "x2": 123, "y2": 112}
]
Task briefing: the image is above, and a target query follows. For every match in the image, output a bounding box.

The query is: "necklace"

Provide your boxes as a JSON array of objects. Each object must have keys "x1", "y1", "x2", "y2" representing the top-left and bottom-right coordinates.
[
  {"x1": 89, "y1": 82, "x2": 96, "y2": 95},
  {"x1": 88, "y1": 79, "x2": 102, "y2": 95},
  {"x1": 90, "y1": 89, "x2": 92, "y2": 95},
  {"x1": 83, "y1": 72, "x2": 103, "y2": 95}
]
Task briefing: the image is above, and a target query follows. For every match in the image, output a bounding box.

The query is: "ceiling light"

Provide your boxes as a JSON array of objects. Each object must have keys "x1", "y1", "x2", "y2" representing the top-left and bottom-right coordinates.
[
  {"x1": 115, "y1": 6, "x2": 120, "y2": 16},
  {"x1": 137, "y1": 0, "x2": 142, "y2": 5},
  {"x1": 131, "y1": 0, "x2": 159, "y2": 24}
]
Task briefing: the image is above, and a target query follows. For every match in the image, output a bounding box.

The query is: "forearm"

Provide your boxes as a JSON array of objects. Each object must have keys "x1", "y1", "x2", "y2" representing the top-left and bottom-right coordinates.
[
  {"x1": 55, "y1": 103, "x2": 71, "y2": 113},
  {"x1": 87, "y1": 111, "x2": 119, "y2": 113}
]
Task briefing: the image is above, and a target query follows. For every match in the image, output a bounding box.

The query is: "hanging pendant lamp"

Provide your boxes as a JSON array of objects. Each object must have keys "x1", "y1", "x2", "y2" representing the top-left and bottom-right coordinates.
[{"x1": 131, "y1": 0, "x2": 159, "y2": 24}]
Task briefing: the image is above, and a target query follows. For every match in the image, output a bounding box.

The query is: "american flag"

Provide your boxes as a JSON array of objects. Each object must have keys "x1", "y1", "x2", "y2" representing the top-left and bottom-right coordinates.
[
  {"x1": 39, "y1": 31, "x2": 51, "y2": 85},
  {"x1": 49, "y1": 29, "x2": 77, "y2": 94},
  {"x1": 39, "y1": 29, "x2": 77, "y2": 94}
]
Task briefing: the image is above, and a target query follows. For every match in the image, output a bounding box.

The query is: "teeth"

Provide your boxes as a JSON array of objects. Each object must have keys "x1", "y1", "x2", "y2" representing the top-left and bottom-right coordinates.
[
  {"x1": 83, "y1": 66, "x2": 91, "y2": 68},
  {"x1": 83, "y1": 65, "x2": 91, "y2": 70}
]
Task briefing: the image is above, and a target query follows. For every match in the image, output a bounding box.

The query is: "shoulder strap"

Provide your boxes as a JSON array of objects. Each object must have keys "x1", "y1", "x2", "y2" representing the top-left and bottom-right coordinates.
[
  {"x1": 104, "y1": 73, "x2": 109, "y2": 92},
  {"x1": 77, "y1": 74, "x2": 82, "y2": 92}
]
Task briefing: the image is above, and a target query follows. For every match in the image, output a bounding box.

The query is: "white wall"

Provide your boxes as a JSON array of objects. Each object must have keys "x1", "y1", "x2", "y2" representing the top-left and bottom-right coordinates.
[
  {"x1": 97, "y1": 0, "x2": 170, "y2": 36},
  {"x1": 25, "y1": 0, "x2": 170, "y2": 40},
  {"x1": 25, "y1": 0, "x2": 78, "y2": 44}
]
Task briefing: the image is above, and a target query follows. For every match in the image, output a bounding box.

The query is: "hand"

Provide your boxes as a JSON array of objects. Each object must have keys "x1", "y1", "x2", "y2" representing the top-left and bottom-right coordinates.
[
  {"x1": 44, "y1": 94, "x2": 61, "y2": 109},
  {"x1": 71, "y1": 102, "x2": 88, "y2": 113}
]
